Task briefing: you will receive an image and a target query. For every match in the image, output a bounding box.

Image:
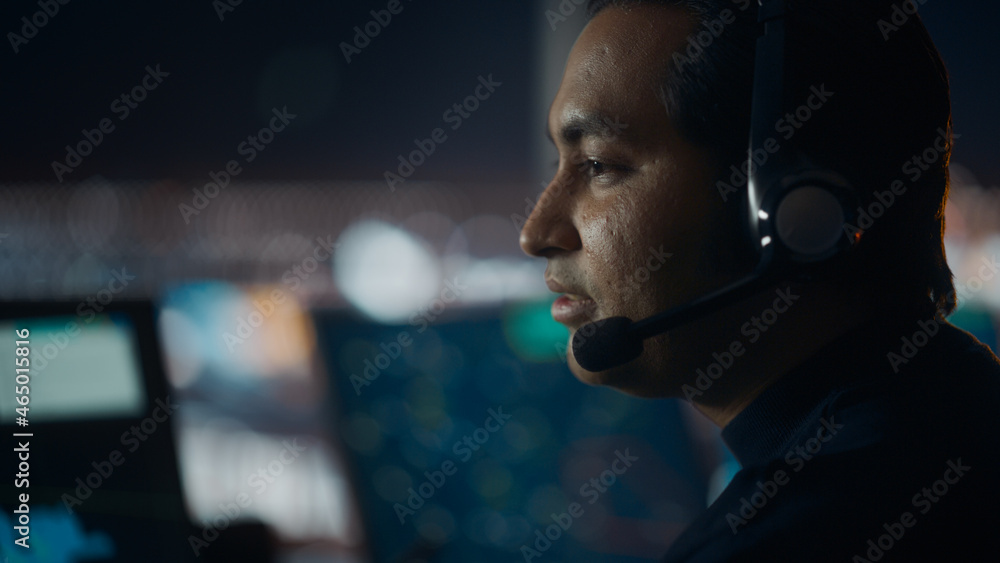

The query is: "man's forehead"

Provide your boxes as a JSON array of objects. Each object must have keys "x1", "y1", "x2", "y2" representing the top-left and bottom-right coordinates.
[
  {"x1": 570, "y1": 3, "x2": 694, "y2": 69},
  {"x1": 546, "y1": 4, "x2": 693, "y2": 141},
  {"x1": 546, "y1": 6, "x2": 690, "y2": 148}
]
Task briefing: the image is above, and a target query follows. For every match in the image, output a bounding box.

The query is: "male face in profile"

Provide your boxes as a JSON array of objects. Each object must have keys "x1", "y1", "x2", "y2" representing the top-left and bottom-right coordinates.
[{"x1": 520, "y1": 2, "x2": 847, "y2": 425}]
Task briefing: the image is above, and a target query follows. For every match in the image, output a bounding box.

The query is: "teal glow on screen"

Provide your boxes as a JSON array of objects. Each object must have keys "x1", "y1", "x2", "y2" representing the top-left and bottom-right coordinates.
[{"x1": 0, "y1": 314, "x2": 147, "y2": 422}]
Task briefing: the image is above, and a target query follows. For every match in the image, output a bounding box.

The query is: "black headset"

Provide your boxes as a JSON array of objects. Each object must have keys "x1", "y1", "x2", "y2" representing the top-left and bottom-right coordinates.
[{"x1": 747, "y1": 0, "x2": 860, "y2": 279}]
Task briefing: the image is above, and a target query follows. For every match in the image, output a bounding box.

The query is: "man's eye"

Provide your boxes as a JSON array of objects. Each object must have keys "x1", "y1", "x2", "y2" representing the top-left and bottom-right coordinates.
[
  {"x1": 587, "y1": 160, "x2": 607, "y2": 175},
  {"x1": 579, "y1": 159, "x2": 624, "y2": 178}
]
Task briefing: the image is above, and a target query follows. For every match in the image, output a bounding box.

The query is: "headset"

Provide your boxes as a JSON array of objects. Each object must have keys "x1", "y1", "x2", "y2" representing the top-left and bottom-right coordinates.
[
  {"x1": 747, "y1": 0, "x2": 858, "y2": 279},
  {"x1": 571, "y1": 0, "x2": 862, "y2": 372}
]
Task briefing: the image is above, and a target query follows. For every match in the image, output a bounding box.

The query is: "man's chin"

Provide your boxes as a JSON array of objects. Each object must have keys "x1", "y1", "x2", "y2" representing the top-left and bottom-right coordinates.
[
  {"x1": 565, "y1": 344, "x2": 647, "y2": 395},
  {"x1": 563, "y1": 334, "x2": 682, "y2": 398},
  {"x1": 566, "y1": 349, "x2": 605, "y2": 387}
]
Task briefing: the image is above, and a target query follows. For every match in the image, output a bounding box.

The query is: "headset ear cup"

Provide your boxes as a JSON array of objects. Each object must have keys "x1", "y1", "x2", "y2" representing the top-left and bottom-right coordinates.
[{"x1": 774, "y1": 185, "x2": 847, "y2": 261}]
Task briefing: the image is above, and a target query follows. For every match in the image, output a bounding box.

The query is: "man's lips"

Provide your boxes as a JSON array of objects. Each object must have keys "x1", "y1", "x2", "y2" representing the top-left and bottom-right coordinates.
[
  {"x1": 551, "y1": 294, "x2": 597, "y2": 325},
  {"x1": 545, "y1": 278, "x2": 597, "y2": 325}
]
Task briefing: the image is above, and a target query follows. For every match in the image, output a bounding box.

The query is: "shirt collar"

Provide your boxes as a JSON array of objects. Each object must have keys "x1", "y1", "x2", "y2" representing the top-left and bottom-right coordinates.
[{"x1": 719, "y1": 308, "x2": 930, "y2": 467}]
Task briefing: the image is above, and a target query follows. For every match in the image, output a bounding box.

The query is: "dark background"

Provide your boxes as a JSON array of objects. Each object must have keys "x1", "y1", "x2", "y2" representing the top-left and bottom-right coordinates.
[
  {"x1": 1, "y1": 1, "x2": 535, "y2": 184},
  {"x1": 1, "y1": 0, "x2": 997, "y2": 187}
]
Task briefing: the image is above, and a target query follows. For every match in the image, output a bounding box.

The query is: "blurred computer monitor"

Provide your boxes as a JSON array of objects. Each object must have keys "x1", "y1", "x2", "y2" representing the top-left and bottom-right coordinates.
[
  {"x1": 314, "y1": 304, "x2": 717, "y2": 562},
  {"x1": 0, "y1": 301, "x2": 195, "y2": 563}
]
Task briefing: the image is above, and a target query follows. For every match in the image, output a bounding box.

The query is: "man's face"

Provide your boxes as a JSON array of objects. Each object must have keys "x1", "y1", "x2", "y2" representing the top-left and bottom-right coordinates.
[{"x1": 520, "y1": 5, "x2": 750, "y2": 397}]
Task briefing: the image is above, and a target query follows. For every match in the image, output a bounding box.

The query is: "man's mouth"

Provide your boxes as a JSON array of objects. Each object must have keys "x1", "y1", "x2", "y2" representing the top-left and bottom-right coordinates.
[
  {"x1": 545, "y1": 277, "x2": 598, "y2": 325},
  {"x1": 551, "y1": 293, "x2": 597, "y2": 325}
]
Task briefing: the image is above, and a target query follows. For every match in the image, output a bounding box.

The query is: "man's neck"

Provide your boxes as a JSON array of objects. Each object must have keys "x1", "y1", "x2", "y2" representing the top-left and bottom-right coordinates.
[{"x1": 689, "y1": 283, "x2": 876, "y2": 428}]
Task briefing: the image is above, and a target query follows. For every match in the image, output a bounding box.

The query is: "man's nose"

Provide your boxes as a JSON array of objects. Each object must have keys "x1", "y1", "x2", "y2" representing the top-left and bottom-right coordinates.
[{"x1": 519, "y1": 174, "x2": 581, "y2": 258}]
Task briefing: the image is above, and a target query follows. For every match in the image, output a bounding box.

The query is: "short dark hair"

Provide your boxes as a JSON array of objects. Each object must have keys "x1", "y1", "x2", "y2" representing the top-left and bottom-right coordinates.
[{"x1": 587, "y1": 0, "x2": 956, "y2": 315}]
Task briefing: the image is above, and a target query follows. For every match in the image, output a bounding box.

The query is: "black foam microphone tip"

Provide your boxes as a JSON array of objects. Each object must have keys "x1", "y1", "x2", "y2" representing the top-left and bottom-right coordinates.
[{"x1": 571, "y1": 316, "x2": 643, "y2": 372}]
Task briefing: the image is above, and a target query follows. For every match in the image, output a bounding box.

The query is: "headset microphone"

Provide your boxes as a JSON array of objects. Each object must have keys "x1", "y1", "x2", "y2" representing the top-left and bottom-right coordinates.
[{"x1": 572, "y1": 0, "x2": 860, "y2": 373}]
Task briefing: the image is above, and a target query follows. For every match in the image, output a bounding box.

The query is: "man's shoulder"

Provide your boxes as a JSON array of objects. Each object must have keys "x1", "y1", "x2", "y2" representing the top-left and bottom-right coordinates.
[
  {"x1": 662, "y1": 320, "x2": 1000, "y2": 562},
  {"x1": 836, "y1": 319, "x2": 1000, "y2": 446},
  {"x1": 664, "y1": 441, "x2": 999, "y2": 562}
]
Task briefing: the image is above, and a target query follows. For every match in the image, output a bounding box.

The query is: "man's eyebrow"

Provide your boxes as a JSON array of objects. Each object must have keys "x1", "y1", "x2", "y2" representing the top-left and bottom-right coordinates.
[{"x1": 545, "y1": 112, "x2": 625, "y2": 146}]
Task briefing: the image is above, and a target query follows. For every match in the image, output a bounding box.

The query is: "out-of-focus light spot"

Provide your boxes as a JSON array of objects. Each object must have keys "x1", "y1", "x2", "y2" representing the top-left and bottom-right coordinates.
[
  {"x1": 451, "y1": 214, "x2": 522, "y2": 258},
  {"x1": 402, "y1": 211, "x2": 457, "y2": 257},
  {"x1": 399, "y1": 438, "x2": 435, "y2": 470},
  {"x1": 160, "y1": 282, "x2": 317, "y2": 386},
  {"x1": 525, "y1": 484, "x2": 569, "y2": 524},
  {"x1": 470, "y1": 460, "x2": 512, "y2": 499},
  {"x1": 178, "y1": 422, "x2": 359, "y2": 543},
  {"x1": 474, "y1": 354, "x2": 526, "y2": 405},
  {"x1": 404, "y1": 328, "x2": 445, "y2": 371},
  {"x1": 482, "y1": 510, "x2": 508, "y2": 545},
  {"x1": 369, "y1": 395, "x2": 411, "y2": 437},
  {"x1": 342, "y1": 412, "x2": 383, "y2": 456},
  {"x1": 334, "y1": 220, "x2": 441, "y2": 323},
  {"x1": 415, "y1": 506, "x2": 456, "y2": 545},
  {"x1": 981, "y1": 235, "x2": 1000, "y2": 310},
  {"x1": 502, "y1": 298, "x2": 569, "y2": 362},
  {"x1": 158, "y1": 308, "x2": 203, "y2": 389},
  {"x1": 461, "y1": 507, "x2": 496, "y2": 546},
  {"x1": 236, "y1": 286, "x2": 316, "y2": 379},
  {"x1": 372, "y1": 465, "x2": 413, "y2": 503},
  {"x1": 502, "y1": 407, "x2": 552, "y2": 455},
  {"x1": 458, "y1": 259, "x2": 517, "y2": 303},
  {"x1": 407, "y1": 377, "x2": 447, "y2": 431},
  {"x1": 160, "y1": 281, "x2": 247, "y2": 372},
  {"x1": 410, "y1": 425, "x2": 446, "y2": 452}
]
